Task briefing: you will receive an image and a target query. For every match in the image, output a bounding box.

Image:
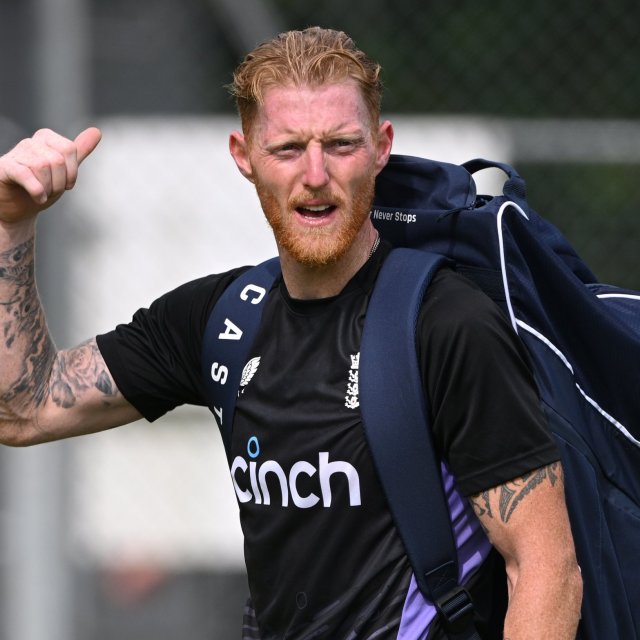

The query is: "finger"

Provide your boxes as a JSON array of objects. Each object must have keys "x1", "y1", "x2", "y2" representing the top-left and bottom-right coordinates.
[
  {"x1": 74, "y1": 127, "x2": 102, "y2": 165},
  {"x1": 33, "y1": 128, "x2": 79, "y2": 190},
  {"x1": 2, "y1": 161, "x2": 49, "y2": 205},
  {"x1": 48, "y1": 152, "x2": 69, "y2": 195}
]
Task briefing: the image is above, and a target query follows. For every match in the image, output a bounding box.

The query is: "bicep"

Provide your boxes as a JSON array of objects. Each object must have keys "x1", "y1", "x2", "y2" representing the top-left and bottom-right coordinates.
[
  {"x1": 34, "y1": 337, "x2": 142, "y2": 442},
  {"x1": 469, "y1": 461, "x2": 575, "y2": 589}
]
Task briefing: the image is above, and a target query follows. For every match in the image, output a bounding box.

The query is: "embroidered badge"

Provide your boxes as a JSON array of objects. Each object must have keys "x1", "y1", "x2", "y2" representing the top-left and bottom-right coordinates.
[
  {"x1": 345, "y1": 353, "x2": 360, "y2": 409},
  {"x1": 239, "y1": 356, "x2": 261, "y2": 395}
]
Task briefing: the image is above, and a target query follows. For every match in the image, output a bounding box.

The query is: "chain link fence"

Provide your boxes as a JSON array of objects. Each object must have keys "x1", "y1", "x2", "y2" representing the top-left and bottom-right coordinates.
[
  {"x1": 270, "y1": 0, "x2": 640, "y2": 287},
  {"x1": 1, "y1": 1, "x2": 639, "y2": 639},
  {"x1": 81, "y1": 0, "x2": 640, "y2": 286}
]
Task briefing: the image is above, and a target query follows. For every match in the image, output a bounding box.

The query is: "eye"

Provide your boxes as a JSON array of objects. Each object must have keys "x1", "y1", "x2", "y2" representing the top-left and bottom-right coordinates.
[
  {"x1": 273, "y1": 142, "x2": 303, "y2": 158},
  {"x1": 327, "y1": 138, "x2": 361, "y2": 154}
]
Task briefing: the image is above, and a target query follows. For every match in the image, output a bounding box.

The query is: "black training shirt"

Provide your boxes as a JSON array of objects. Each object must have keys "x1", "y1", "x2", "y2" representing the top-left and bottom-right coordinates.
[{"x1": 97, "y1": 242, "x2": 558, "y2": 638}]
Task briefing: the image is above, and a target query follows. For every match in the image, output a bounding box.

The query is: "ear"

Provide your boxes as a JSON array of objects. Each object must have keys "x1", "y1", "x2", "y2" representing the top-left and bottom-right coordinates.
[
  {"x1": 373, "y1": 120, "x2": 394, "y2": 176},
  {"x1": 229, "y1": 131, "x2": 254, "y2": 182}
]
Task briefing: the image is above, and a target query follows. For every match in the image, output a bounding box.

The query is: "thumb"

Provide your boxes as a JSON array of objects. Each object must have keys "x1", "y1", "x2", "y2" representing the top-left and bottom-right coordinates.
[{"x1": 74, "y1": 127, "x2": 102, "y2": 164}]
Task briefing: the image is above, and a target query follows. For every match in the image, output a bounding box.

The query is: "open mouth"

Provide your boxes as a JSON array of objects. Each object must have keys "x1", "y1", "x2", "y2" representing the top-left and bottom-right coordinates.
[{"x1": 296, "y1": 204, "x2": 337, "y2": 219}]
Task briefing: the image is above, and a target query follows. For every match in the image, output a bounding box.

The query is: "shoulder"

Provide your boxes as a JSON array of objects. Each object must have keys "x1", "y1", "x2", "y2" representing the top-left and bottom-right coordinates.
[
  {"x1": 94, "y1": 265, "x2": 255, "y2": 420},
  {"x1": 97, "y1": 264, "x2": 254, "y2": 376},
  {"x1": 143, "y1": 266, "x2": 253, "y2": 330},
  {"x1": 416, "y1": 265, "x2": 541, "y2": 420},
  {"x1": 420, "y1": 267, "x2": 511, "y2": 343}
]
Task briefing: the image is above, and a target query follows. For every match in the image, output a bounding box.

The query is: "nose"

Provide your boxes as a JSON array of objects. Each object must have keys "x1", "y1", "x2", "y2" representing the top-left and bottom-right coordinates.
[{"x1": 302, "y1": 144, "x2": 330, "y2": 190}]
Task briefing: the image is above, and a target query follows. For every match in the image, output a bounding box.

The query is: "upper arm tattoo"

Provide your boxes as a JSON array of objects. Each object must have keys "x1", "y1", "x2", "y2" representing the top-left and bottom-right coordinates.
[
  {"x1": 470, "y1": 462, "x2": 562, "y2": 524},
  {"x1": 50, "y1": 339, "x2": 119, "y2": 409}
]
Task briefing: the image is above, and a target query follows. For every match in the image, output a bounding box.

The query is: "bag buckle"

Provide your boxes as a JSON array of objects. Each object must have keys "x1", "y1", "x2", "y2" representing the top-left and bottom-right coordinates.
[{"x1": 436, "y1": 586, "x2": 475, "y2": 634}]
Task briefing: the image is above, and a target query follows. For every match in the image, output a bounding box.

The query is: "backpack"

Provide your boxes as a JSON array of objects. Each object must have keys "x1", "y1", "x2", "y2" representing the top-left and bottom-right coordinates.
[{"x1": 201, "y1": 155, "x2": 640, "y2": 639}]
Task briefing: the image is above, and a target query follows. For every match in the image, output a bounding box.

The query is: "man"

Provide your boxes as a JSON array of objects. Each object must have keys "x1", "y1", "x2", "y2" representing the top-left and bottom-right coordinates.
[{"x1": 0, "y1": 27, "x2": 581, "y2": 639}]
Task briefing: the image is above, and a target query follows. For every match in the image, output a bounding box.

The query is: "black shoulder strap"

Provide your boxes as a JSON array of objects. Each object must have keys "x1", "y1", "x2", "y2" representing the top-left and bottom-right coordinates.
[
  {"x1": 201, "y1": 257, "x2": 281, "y2": 457},
  {"x1": 359, "y1": 248, "x2": 479, "y2": 639}
]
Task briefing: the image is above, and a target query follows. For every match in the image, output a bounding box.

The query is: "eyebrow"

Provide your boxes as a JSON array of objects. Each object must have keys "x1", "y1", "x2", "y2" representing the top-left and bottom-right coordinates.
[{"x1": 264, "y1": 127, "x2": 367, "y2": 149}]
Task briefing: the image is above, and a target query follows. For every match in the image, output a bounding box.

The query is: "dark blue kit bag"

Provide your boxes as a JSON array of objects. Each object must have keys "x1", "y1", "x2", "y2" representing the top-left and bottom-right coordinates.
[{"x1": 370, "y1": 155, "x2": 640, "y2": 639}]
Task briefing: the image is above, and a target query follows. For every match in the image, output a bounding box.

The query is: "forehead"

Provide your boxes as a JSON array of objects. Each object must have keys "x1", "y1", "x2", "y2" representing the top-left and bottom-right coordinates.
[{"x1": 253, "y1": 82, "x2": 372, "y2": 139}]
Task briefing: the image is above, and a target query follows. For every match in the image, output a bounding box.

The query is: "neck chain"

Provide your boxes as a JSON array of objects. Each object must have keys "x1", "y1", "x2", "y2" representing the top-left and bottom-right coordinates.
[{"x1": 368, "y1": 232, "x2": 381, "y2": 259}]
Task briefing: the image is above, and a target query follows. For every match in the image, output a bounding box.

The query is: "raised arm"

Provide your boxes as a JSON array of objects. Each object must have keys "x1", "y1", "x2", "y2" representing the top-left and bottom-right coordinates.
[
  {"x1": 470, "y1": 462, "x2": 583, "y2": 639},
  {"x1": 0, "y1": 128, "x2": 142, "y2": 446}
]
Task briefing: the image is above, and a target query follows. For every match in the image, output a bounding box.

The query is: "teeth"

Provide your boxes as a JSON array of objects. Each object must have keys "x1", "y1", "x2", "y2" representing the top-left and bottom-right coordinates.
[{"x1": 302, "y1": 205, "x2": 331, "y2": 212}]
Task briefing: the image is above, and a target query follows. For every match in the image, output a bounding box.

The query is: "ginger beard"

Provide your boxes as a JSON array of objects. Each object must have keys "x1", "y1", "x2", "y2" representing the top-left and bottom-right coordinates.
[{"x1": 255, "y1": 172, "x2": 377, "y2": 268}]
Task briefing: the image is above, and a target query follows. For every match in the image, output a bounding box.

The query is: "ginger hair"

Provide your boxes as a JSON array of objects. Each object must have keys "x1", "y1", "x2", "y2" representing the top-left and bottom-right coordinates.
[{"x1": 228, "y1": 27, "x2": 383, "y2": 138}]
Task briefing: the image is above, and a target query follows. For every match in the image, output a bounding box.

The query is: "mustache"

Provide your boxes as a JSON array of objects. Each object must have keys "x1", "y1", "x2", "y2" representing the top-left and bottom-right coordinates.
[{"x1": 289, "y1": 190, "x2": 345, "y2": 209}]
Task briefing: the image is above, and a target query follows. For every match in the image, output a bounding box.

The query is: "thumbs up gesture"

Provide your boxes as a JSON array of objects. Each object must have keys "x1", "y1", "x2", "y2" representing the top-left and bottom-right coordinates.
[{"x1": 0, "y1": 127, "x2": 102, "y2": 225}]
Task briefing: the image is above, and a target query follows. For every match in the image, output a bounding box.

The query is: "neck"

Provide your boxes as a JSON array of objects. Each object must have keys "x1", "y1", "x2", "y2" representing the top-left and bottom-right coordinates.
[{"x1": 279, "y1": 222, "x2": 379, "y2": 299}]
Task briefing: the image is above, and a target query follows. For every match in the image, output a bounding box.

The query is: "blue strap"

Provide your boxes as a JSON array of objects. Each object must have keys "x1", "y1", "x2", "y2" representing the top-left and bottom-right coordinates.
[
  {"x1": 359, "y1": 248, "x2": 479, "y2": 639},
  {"x1": 202, "y1": 249, "x2": 479, "y2": 637},
  {"x1": 201, "y1": 257, "x2": 281, "y2": 457}
]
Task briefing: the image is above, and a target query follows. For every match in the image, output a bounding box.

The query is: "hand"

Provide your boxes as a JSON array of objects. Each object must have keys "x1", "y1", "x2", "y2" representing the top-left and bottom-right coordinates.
[{"x1": 0, "y1": 127, "x2": 102, "y2": 225}]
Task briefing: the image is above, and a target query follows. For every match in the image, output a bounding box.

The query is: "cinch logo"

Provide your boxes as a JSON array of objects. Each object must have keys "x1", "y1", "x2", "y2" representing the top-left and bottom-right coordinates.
[{"x1": 230, "y1": 436, "x2": 362, "y2": 508}]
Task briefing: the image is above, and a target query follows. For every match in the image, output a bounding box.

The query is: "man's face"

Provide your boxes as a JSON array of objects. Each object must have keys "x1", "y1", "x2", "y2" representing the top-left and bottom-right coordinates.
[{"x1": 230, "y1": 82, "x2": 392, "y2": 267}]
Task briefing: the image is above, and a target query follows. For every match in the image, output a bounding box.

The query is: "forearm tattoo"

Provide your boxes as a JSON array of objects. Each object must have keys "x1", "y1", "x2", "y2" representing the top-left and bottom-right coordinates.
[
  {"x1": 470, "y1": 462, "x2": 562, "y2": 524},
  {"x1": 0, "y1": 239, "x2": 117, "y2": 418},
  {"x1": 0, "y1": 239, "x2": 56, "y2": 412}
]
